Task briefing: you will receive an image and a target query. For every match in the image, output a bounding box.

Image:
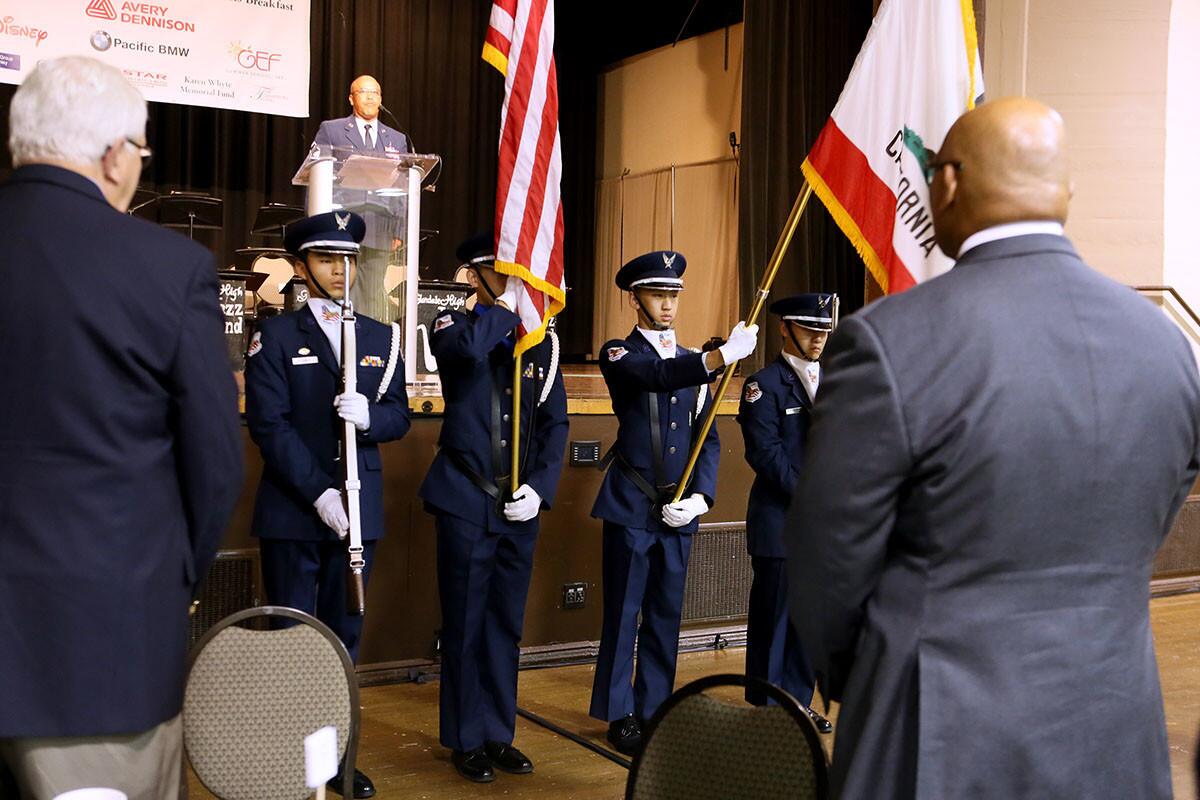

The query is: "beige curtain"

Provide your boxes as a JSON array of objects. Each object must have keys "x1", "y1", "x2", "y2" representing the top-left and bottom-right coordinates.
[{"x1": 592, "y1": 159, "x2": 739, "y2": 354}]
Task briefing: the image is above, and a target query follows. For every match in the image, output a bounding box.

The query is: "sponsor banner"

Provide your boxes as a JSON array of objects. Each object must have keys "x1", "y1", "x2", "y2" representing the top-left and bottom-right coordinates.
[{"x1": 0, "y1": 0, "x2": 310, "y2": 117}]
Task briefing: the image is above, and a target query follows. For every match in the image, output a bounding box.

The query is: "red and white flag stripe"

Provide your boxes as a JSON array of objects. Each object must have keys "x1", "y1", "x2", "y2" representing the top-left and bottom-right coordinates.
[
  {"x1": 484, "y1": 0, "x2": 566, "y2": 355},
  {"x1": 802, "y1": 0, "x2": 983, "y2": 294}
]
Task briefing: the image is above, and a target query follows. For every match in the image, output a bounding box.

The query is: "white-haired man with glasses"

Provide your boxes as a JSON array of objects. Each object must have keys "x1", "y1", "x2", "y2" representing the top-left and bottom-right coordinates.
[{"x1": 0, "y1": 56, "x2": 242, "y2": 799}]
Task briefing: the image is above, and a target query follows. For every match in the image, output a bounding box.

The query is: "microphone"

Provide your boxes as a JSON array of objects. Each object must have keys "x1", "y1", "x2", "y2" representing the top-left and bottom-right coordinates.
[
  {"x1": 729, "y1": 131, "x2": 740, "y2": 156},
  {"x1": 379, "y1": 103, "x2": 413, "y2": 151}
]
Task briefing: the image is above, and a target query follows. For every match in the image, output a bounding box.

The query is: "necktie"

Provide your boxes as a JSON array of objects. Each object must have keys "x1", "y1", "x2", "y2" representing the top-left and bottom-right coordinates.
[{"x1": 363, "y1": 124, "x2": 374, "y2": 150}]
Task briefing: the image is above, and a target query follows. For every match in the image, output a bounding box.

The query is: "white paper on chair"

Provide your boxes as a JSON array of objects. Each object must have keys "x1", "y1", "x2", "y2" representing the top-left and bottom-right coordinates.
[{"x1": 304, "y1": 726, "x2": 339, "y2": 788}]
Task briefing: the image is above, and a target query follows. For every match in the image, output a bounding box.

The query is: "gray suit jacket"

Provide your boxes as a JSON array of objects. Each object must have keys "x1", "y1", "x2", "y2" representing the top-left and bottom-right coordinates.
[
  {"x1": 312, "y1": 114, "x2": 409, "y2": 156},
  {"x1": 787, "y1": 234, "x2": 1200, "y2": 799}
]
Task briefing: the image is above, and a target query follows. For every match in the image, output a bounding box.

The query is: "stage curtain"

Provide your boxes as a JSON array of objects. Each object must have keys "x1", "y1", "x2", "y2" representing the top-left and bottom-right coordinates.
[
  {"x1": 592, "y1": 160, "x2": 739, "y2": 354},
  {"x1": 738, "y1": 0, "x2": 873, "y2": 369}
]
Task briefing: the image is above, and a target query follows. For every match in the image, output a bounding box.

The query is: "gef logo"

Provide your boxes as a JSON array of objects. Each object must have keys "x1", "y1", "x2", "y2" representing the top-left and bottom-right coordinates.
[
  {"x1": 85, "y1": 0, "x2": 116, "y2": 20},
  {"x1": 236, "y1": 47, "x2": 281, "y2": 72}
]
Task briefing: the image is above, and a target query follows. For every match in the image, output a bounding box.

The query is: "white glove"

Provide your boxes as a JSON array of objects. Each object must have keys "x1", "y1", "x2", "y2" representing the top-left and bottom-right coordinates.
[
  {"x1": 334, "y1": 391, "x2": 370, "y2": 432},
  {"x1": 504, "y1": 483, "x2": 542, "y2": 522},
  {"x1": 661, "y1": 493, "x2": 709, "y2": 528},
  {"x1": 496, "y1": 275, "x2": 523, "y2": 311},
  {"x1": 313, "y1": 488, "x2": 349, "y2": 539},
  {"x1": 718, "y1": 321, "x2": 760, "y2": 365}
]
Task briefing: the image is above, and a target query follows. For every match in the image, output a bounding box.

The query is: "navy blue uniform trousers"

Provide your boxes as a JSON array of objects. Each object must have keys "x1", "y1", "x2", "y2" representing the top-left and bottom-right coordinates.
[
  {"x1": 589, "y1": 522, "x2": 693, "y2": 723},
  {"x1": 745, "y1": 555, "x2": 815, "y2": 706},
  {"x1": 435, "y1": 514, "x2": 537, "y2": 752},
  {"x1": 259, "y1": 539, "x2": 377, "y2": 663}
]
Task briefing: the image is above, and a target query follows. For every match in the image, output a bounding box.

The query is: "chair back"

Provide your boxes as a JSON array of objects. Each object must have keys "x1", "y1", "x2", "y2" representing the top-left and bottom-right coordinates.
[
  {"x1": 182, "y1": 606, "x2": 359, "y2": 800},
  {"x1": 626, "y1": 673, "x2": 828, "y2": 800}
]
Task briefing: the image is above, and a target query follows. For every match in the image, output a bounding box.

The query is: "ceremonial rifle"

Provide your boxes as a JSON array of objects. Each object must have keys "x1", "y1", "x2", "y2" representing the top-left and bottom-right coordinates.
[{"x1": 339, "y1": 260, "x2": 366, "y2": 616}]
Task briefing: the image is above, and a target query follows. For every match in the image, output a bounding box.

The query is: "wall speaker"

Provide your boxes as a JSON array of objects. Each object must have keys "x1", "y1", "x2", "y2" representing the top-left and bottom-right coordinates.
[{"x1": 682, "y1": 522, "x2": 752, "y2": 624}]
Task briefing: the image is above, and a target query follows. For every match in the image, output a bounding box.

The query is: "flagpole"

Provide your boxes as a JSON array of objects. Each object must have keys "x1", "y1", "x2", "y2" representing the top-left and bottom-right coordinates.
[
  {"x1": 671, "y1": 180, "x2": 815, "y2": 504},
  {"x1": 511, "y1": 353, "x2": 522, "y2": 495}
]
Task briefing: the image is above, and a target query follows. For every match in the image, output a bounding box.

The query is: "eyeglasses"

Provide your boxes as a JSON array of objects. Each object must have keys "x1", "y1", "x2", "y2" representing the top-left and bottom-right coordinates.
[
  {"x1": 921, "y1": 147, "x2": 961, "y2": 186},
  {"x1": 125, "y1": 138, "x2": 153, "y2": 169},
  {"x1": 352, "y1": 89, "x2": 381, "y2": 97}
]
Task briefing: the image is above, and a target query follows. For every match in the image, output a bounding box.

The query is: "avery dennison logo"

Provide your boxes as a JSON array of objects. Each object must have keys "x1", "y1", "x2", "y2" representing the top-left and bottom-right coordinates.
[
  {"x1": 85, "y1": 2, "x2": 196, "y2": 33},
  {"x1": 85, "y1": 0, "x2": 116, "y2": 20}
]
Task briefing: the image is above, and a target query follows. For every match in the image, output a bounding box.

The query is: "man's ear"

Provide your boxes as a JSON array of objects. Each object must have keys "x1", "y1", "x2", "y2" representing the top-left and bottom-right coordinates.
[
  {"x1": 293, "y1": 258, "x2": 307, "y2": 279},
  {"x1": 465, "y1": 269, "x2": 480, "y2": 289},
  {"x1": 98, "y1": 139, "x2": 123, "y2": 186},
  {"x1": 935, "y1": 166, "x2": 959, "y2": 213}
]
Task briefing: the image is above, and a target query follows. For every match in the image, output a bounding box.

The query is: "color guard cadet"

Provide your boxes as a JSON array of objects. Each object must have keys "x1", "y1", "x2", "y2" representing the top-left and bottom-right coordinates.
[
  {"x1": 589, "y1": 251, "x2": 759, "y2": 754},
  {"x1": 738, "y1": 293, "x2": 837, "y2": 734},
  {"x1": 244, "y1": 210, "x2": 411, "y2": 799},
  {"x1": 418, "y1": 233, "x2": 569, "y2": 784}
]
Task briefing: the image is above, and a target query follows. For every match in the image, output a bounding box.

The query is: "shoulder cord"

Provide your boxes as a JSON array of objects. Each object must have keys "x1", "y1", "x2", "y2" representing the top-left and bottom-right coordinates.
[
  {"x1": 537, "y1": 329, "x2": 559, "y2": 407},
  {"x1": 375, "y1": 322, "x2": 402, "y2": 402}
]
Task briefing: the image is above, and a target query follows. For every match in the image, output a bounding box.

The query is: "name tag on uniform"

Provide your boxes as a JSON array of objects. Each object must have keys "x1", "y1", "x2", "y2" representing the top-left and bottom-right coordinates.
[
  {"x1": 785, "y1": 406, "x2": 805, "y2": 415},
  {"x1": 292, "y1": 355, "x2": 319, "y2": 365}
]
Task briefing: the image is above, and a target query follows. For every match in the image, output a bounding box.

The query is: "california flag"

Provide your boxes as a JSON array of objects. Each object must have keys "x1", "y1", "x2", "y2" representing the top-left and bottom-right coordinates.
[{"x1": 802, "y1": 0, "x2": 983, "y2": 294}]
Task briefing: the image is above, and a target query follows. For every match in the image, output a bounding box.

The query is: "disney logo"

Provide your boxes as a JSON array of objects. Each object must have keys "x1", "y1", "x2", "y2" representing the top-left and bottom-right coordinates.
[{"x1": 0, "y1": 16, "x2": 49, "y2": 46}]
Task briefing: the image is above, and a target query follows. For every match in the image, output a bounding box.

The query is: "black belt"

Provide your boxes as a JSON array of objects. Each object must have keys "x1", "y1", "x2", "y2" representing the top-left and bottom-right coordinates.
[{"x1": 599, "y1": 391, "x2": 687, "y2": 511}]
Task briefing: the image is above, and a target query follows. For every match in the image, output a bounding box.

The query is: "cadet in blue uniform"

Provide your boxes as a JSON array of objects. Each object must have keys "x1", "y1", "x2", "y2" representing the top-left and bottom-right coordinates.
[
  {"x1": 419, "y1": 233, "x2": 569, "y2": 784},
  {"x1": 244, "y1": 211, "x2": 411, "y2": 799},
  {"x1": 738, "y1": 293, "x2": 837, "y2": 734},
  {"x1": 589, "y1": 251, "x2": 760, "y2": 754}
]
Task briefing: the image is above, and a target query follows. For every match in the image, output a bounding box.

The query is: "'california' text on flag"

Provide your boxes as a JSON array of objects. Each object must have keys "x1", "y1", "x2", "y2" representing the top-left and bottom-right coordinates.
[{"x1": 802, "y1": 0, "x2": 983, "y2": 294}]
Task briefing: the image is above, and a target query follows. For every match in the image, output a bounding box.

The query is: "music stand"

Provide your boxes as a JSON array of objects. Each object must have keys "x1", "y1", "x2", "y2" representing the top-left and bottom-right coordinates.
[
  {"x1": 157, "y1": 192, "x2": 223, "y2": 241},
  {"x1": 128, "y1": 187, "x2": 159, "y2": 220},
  {"x1": 251, "y1": 203, "x2": 304, "y2": 240},
  {"x1": 217, "y1": 268, "x2": 268, "y2": 294},
  {"x1": 233, "y1": 247, "x2": 291, "y2": 272}
]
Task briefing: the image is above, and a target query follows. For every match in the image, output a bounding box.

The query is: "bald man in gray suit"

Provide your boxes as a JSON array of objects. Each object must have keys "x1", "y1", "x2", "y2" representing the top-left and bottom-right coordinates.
[{"x1": 787, "y1": 98, "x2": 1200, "y2": 799}]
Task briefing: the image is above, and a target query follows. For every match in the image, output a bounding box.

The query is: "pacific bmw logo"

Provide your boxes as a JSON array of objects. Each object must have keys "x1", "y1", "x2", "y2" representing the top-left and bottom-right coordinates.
[{"x1": 89, "y1": 30, "x2": 112, "y2": 52}]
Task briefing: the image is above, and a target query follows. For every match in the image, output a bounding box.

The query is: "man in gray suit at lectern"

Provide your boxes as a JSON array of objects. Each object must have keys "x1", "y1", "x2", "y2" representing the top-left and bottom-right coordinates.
[
  {"x1": 312, "y1": 74, "x2": 411, "y2": 323},
  {"x1": 787, "y1": 97, "x2": 1200, "y2": 800}
]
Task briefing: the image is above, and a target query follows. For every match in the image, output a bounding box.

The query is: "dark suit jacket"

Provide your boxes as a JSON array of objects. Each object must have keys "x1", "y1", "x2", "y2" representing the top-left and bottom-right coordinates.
[
  {"x1": 787, "y1": 234, "x2": 1200, "y2": 799},
  {"x1": 0, "y1": 165, "x2": 243, "y2": 737},
  {"x1": 245, "y1": 307, "x2": 410, "y2": 541},
  {"x1": 419, "y1": 306, "x2": 568, "y2": 535},
  {"x1": 591, "y1": 329, "x2": 720, "y2": 534},
  {"x1": 737, "y1": 356, "x2": 814, "y2": 557},
  {"x1": 312, "y1": 114, "x2": 409, "y2": 157}
]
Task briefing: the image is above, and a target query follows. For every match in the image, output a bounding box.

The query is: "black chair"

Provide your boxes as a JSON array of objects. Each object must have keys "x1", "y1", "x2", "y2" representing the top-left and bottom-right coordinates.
[
  {"x1": 626, "y1": 673, "x2": 829, "y2": 800},
  {"x1": 182, "y1": 607, "x2": 359, "y2": 800}
]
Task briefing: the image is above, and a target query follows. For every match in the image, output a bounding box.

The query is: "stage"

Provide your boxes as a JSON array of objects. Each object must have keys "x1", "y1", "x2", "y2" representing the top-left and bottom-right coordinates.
[{"x1": 187, "y1": 592, "x2": 1200, "y2": 799}]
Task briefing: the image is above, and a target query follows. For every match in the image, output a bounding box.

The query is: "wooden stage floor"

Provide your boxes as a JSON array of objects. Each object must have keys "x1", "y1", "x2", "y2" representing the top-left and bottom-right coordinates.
[{"x1": 188, "y1": 593, "x2": 1200, "y2": 799}]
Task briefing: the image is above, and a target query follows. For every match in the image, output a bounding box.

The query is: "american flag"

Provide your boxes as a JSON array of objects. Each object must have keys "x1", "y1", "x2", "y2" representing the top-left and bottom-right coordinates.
[{"x1": 483, "y1": 0, "x2": 566, "y2": 355}]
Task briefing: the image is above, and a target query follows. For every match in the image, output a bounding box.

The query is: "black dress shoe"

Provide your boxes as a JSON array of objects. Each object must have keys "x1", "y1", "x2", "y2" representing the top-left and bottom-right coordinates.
[
  {"x1": 805, "y1": 706, "x2": 833, "y2": 734},
  {"x1": 452, "y1": 748, "x2": 495, "y2": 783},
  {"x1": 485, "y1": 741, "x2": 534, "y2": 774},
  {"x1": 606, "y1": 713, "x2": 643, "y2": 756},
  {"x1": 327, "y1": 767, "x2": 376, "y2": 798}
]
